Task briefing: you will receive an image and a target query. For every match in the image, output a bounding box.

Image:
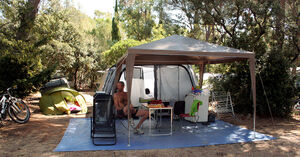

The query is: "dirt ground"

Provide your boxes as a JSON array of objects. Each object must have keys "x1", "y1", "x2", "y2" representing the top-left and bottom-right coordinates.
[{"x1": 0, "y1": 92, "x2": 299, "y2": 157}]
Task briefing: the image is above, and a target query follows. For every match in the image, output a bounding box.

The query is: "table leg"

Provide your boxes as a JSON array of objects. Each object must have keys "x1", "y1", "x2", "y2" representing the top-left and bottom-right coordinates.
[
  {"x1": 155, "y1": 110, "x2": 158, "y2": 128},
  {"x1": 171, "y1": 108, "x2": 173, "y2": 135},
  {"x1": 149, "y1": 108, "x2": 151, "y2": 135},
  {"x1": 160, "y1": 109, "x2": 162, "y2": 128}
]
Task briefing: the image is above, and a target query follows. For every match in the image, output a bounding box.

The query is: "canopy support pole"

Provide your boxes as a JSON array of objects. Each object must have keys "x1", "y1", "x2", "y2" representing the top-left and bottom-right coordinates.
[
  {"x1": 154, "y1": 65, "x2": 158, "y2": 100},
  {"x1": 249, "y1": 58, "x2": 256, "y2": 138},
  {"x1": 198, "y1": 63, "x2": 205, "y2": 88},
  {"x1": 112, "y1": 59, "x2": 125, "y2": 95},
  {"x1": 126, "y1": 54, "x2": 135, "y2": 147}
]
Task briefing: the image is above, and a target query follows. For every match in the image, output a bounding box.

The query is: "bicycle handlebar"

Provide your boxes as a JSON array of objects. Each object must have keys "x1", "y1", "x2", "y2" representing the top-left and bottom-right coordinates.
[
  {"x1": 6, "y1": 86, "x2": 16, "y2": 97},
  {"x1": 0, "y1": 86, "x2": 17, "y2": 97}
]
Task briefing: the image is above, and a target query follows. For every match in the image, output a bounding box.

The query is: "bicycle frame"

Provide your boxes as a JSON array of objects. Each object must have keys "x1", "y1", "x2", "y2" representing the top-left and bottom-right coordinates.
[
  {"x1": 0, "y1": 87, "x2": 30, "y2": 125},
  {"x1": 0, "y1": 88, "x2": 22, "y2": 119},
  {"x1": 1, "y1": 95, "x2": 7, "y2": 111},
  {"x1": 0, "y1": 94, "x2": 8, "y2": 120},
  {"x1": 10, "y1": 99, "x2": 22, "y2": 113}
]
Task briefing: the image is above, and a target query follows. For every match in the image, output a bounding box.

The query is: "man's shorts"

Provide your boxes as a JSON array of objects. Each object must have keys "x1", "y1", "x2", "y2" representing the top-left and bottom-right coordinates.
[
  {"x1": 117, "y1": 109, "x2": 126, "y2": 117},
  {"x1": 117, "y1": 108, "x2": 138, "y2": 118}
]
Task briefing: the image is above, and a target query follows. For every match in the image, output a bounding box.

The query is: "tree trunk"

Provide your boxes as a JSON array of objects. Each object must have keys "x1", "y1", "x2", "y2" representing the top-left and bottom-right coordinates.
[
  {"x1": 16, "y1": 0, "x2": 40, "y2": 41},
  {"x1": 90, "y1": 74, "x2": 96, "y2": 89},
  {"x1": 74, "y1": 67, "x2": 79, "y2": 90},
  {"x1": 198, "y1": 64, "x2": 205, "y2": 88},
  {"x1": 212, "y1": 24, "x2": 215, "y2": 41},
  {"x1": 205, "y1": 25, "x2": 212, "y2": 41},
  {"x1": 274, "y1": 0, "x2": 285, "y2": 49},
  {"x1": 291, "y1": 0, "x2": 299, "y2": 76}
]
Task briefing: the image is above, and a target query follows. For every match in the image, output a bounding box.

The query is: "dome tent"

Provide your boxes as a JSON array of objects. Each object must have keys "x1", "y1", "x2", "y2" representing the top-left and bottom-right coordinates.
[{"x1": 39, "y1": 87, "x2": 88, "y2": 115}]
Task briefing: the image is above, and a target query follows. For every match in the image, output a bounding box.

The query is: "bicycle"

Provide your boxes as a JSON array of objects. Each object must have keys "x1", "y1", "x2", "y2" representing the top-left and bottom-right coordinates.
[{"x1": 0, "y1": 86, "x2": 30, "y2": 126}]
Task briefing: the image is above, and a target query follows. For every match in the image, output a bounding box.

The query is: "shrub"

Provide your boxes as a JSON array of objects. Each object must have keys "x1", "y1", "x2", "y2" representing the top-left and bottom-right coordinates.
[
  {"x1": 0, "y1": 52, "x2": 55, "y2": 98},
  {"x1": 209, "y1": 51, "x2": 294, "y2": 117}
]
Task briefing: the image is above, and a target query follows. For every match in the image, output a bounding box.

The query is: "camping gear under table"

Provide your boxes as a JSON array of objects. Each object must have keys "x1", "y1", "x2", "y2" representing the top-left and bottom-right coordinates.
[{"x1": 143, "y1": 103, "x2": 173, "y2": 136}]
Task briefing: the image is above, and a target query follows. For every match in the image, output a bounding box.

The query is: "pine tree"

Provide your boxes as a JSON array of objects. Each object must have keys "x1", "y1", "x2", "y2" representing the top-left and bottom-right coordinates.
[{"x1": 111, "y1": 0, "x2": 121, "y2": 42}]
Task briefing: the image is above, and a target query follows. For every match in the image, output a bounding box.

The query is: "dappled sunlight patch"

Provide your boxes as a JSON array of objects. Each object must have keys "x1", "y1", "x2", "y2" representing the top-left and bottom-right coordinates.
[{"x1": 278, "y1": 145, "x2": 292, "y2": 153}]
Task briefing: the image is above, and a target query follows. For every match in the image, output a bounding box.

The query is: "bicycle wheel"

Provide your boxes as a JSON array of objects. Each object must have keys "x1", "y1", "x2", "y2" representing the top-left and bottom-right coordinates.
[{"x1": 8, "y1": 100, "x2": 30, "y2": 124}]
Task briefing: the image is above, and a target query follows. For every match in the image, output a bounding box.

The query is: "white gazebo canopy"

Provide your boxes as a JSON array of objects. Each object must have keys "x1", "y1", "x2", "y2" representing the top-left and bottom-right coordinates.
[{"x1": 113, "y1": 35, "x2": 256, "y2": 146}]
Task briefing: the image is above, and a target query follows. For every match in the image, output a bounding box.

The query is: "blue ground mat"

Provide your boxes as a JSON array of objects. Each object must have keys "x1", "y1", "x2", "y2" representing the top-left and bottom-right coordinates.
[{"x1": 54, "y1": 118, "x2": 276, "y2": 151}]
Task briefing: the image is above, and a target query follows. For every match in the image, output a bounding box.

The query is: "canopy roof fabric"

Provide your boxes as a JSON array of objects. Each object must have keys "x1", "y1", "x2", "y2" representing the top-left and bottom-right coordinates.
[
  {"x1": 113, "y1": 35, "x2": 256, "y2": 146},
  {"x1": 118, "y1": 35, "x2": 255, "y2": 65}
]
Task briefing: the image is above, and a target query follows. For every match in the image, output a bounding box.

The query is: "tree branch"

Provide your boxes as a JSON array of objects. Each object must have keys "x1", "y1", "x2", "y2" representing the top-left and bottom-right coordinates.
[
  {"x1": 249, "y1": 7, "x2": 266, "y2": 45},
  {"x1": 16, "y1": 0, "x2": 41, "y2": 41},
  {"x1": 232, "y1": 3, "x2": 241, "y2": 37},
  {"x1": 210, "y1": 5, "x2": 233, "y2": 38}
]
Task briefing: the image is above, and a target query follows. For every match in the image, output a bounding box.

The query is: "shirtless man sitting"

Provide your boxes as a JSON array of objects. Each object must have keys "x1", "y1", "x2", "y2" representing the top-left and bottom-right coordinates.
[{"x1": 113, "y1": 81, "x2": 149, "y2": 135}]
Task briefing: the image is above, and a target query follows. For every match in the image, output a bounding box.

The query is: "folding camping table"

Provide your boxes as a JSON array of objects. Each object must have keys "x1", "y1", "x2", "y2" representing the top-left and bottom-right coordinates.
[{"x1": 142, "y1": 103, "x2": 173, "y2": 136}]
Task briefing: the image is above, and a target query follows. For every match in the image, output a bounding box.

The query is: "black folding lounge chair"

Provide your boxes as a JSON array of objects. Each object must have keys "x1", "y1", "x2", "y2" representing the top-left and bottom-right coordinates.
[{"x1": 91, "y1": 92, "x2": 116, "y2": 145}]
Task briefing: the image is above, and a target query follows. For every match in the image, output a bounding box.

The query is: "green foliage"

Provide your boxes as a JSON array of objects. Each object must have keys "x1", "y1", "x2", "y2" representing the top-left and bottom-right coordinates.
[
  {"x1": 154, "y1": 0, "x2": 187, "y2": 36},
  {"x1": 111, "y1": 0, "x2": 121, "y2": 42},
  {"x1": 0, "y1": 42, "x2": 55, "y2": 97},
  {"x1": 198, "y1": 0, "x2": 299, "y2": 117},
  {"x1": 35, "y1": 1, "x2": 107, "y2": 90},
  {"x1": 117, "y1": 0, "x2": 185, "y2": 41},
  {"x1": 119, "y1": 0, "x2": 156, "y2": 41},
  {"x1": 102, "y1": 39, "x2": 147, "y2": 68},
  {"x1": 91, "y1": 11, "x2": 112, "y2": 52},
  {"x1": 209, "y1": 52, "x2": 295, "y2": 118},
  {"x1": 256, "y1": 50, "x2": 295, "y2": 117},
  {"x1": 0, "y1": 0, "x2": 107, "y2": 93},
  {"x1": 0, "y1": 0, "x2": 55, "y2": 97},
  {"x1": 111, "y1": 17, "x2": 121, "y2": 42}
]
